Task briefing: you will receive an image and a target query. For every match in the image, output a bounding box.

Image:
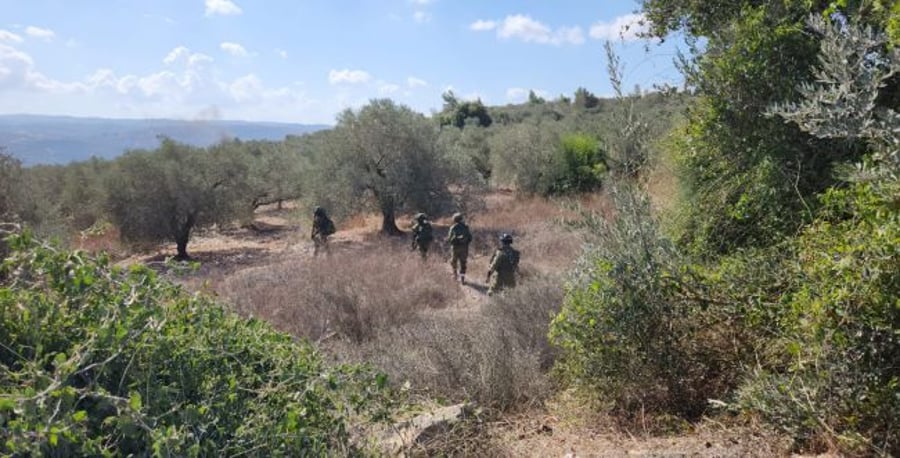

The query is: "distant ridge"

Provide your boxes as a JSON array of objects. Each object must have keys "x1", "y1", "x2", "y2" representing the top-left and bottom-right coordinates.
[{"x1": 0, "y1": 114, "x2": 330, "y2": 165}]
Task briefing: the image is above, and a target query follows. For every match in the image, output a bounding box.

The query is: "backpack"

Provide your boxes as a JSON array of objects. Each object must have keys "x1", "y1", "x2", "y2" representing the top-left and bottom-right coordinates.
[
  {"x1": 507, "y1": 247, "x2": 520, "y2": 271},
  {"x1": 449, "y1": 223, "x2": 472, "y2": 246},
  {"x1": 416, "y1": 221, "x2": 433, "y2": 242},
  {"x1": 496, "y1": 247, "x2": 520, "y2": 272},
  {"x1": 321, "y1": 217, "x2": 336, "y2": 236}
]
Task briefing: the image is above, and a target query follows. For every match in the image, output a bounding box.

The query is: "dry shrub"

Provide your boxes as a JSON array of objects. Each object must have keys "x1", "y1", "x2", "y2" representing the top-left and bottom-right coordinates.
[
  {"x1": 222, "y1": 247, "x2": 459, "y2": 342},
  {"x1": 74, "y1": 223, "x2": 124, "y2": 255},
  {"x1": 328, "y1": 276, "x2": 565, "y2": 411},
  {"x1": 405, "y1": 414, "x2": 504, "y2": 457}
]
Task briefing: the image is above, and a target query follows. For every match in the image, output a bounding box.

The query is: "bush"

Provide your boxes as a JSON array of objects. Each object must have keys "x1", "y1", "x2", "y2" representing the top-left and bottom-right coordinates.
[
  {"x1": 737, "y1": 182, "x2": 900, "y2": 455},
  {"x1": 0, "y1": 235, "x2": 392, "y2": 456},
  {"x1": 550, "y1": 185, "x2": 760, "y2": 420}
]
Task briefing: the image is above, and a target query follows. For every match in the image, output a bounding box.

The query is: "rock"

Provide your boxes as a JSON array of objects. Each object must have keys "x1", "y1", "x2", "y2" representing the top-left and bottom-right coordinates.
[{"x1": 380, "y1": 403, "x2": 473, "y2": 455}]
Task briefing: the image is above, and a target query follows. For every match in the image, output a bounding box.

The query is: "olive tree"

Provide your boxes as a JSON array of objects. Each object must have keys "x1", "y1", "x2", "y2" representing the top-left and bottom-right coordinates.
[
  {"x1": 307, "y1": 99, "x2": 461, "y2": 234},
  {"x1": 106, "y1": 138, "x2": 249, "y2": 259}
]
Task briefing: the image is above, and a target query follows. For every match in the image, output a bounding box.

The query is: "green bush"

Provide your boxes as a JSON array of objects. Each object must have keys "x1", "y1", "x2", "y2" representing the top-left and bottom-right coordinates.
[
  {"x1": 738, "y1": 181, "x2": 900, "y2": 455},
  {"x1": 0, "y1": 235, "x2": 392, "y2": 456},
  {"x1": 550, "y1": 133, "x2": 607, "y2": 194},
  {"x1": 550, "y1": 185, "x2": 755, "y2": 419}
]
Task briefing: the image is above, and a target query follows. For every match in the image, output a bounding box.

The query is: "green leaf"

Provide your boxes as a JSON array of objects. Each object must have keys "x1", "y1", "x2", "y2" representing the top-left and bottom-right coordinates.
[
  {"x1": 129, "y1": 392, "x2": 142, "y2": 411},
  {"x1": 72, "y1": 410, "x2": 88, "y2": 422}
]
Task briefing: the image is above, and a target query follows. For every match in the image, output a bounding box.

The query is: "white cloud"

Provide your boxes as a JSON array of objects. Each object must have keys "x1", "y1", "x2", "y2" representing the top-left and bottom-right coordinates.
[
  {"x1": 413, "y1": 11, "x2": 432, "y2": 23},
  {"x1": 494, "y1": 15, "x2": 583, "y2": 46},
  {"x1": 0, "y1": 43, "x2": 82, "y2": 93},
  {"x1": 136, "y1": 71, "x2": 179, "y2": 97},
  {"x1": 0, "y1": 30, "x2": 23, "y2": 43},
  {"x1": 469, "y1": 20, "x2": 496, "y2": 32},
  {"x1": 275, "y1": 49, "x2": 288, "y2": 59},
  {"x1": 328, "y1": 69, "x2": 371, "y2": 85},
  {"x1": 163, "y1": 46, "x2": 213, "y2": 66},
  {"x1": 220, "y1": 42, "x2": 248, "y2": 57},
  {"x1": 378, "y1": 82, "x2": 400, "y2": 95},
  {"x1": 0, "y1": 44, "x2": 36, "y2": 88},
  {"x1": 25, "y1": 26, "x2": 56, "y2": 41},
  {"x1": 189, "y1": 53, "x2": 214, "y2": 66},
  {"x1": 407, "y1": 76, "x2": 427, "y2": 88},
  {"x1": 506, "y1": 87, "x2": 527, "y2": 101},
  {"x1": 205, "y1": 0, "x2": 243, "y2": 16},
  {"x1": 589, "y1": 13, "x2": 649, "y2": 41},
  {"x1": 557, "y1": 26, "x2": 585, "y2": 45},
  {"x1": 0, "y1": 42, "x2": 329, "y2": 123},
  {"x1": 228, "y1": 74, "x2": 264, "y2": 102}
]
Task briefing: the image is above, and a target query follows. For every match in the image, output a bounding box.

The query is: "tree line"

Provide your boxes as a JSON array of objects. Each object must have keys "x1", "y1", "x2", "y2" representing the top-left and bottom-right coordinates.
[{"x1": 0, "y1": 87, "x2": 687, "y2": 258}]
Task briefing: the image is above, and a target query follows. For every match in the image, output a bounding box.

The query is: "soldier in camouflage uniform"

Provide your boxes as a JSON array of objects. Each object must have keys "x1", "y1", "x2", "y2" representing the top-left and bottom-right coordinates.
[
  {"x1": 410, "y1": 213, "x2": 434, "y2": 260},
  {"x1": 446, "y1": 212, "x2": 472, "y2": 284},
  {"x1": 486, "y1": 233, "x2": 520, "y2": 296},
  {"x1": 310, "y1": 206, "x2": 335, "y2": 257}
]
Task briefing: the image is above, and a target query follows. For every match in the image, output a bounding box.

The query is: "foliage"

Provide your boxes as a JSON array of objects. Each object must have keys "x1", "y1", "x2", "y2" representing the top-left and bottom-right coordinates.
[
  {"x1": 550, "y1": 185, "x2": 757, "y2": 419},
  {"x1": 645, "y1": 1, "x2": 869, "y2": 255},
  {"x1": 105, "y1": 138, "x2": 251, "y2": 258},
  {"x1": 552, "y1": 133, "x2": 607, "y2": 193},
  {"x1": 0, "y1": 236, "x2": 393, "y2": 456},
  {"x1": 488, "y1": 121, "x2": 561, "y2": 195},
  {"x1": 735, "y1": 181, "x2": 899, "y2": 455},
  {"x1": 307, "y1": 99, "x2": 472, "y2": 234},
  {"x1": 0, "y1": 150, "x2": 23, "y2": 221},
  {"x1": 438, "y1": 91, "x2": 492, "y2": 128},
  {"x1": 232, "y1": 139, "x2": 306, "y2": 210},
  {"x1": 737, "y1": 17, "x2": 900, "y2": 453},
  {"x1": 573, "y1": 87, "x2": 600, "y2": 110},
  {"x1": 437, "y1": 124, "x2": 493, "y2": 181},
  {"x1": 769, "y1": 14, "x2": 900, "y2": 172}
]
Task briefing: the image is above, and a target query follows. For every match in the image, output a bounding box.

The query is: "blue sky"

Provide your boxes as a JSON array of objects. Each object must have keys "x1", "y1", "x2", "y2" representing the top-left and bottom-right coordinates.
[{"x1": 0, "y1": 0, "x2": 685, "y2": 124}]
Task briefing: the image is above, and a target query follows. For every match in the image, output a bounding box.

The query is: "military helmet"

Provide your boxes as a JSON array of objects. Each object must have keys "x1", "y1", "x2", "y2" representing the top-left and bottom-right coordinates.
[
  {"x1": 416, "y1": 213, "x2": 427, "y2": 221},
  {"x1": 500, "y1": 233, "x2": 513, "y2": 244},
  {"x1": 452, "y1": 212, "x2": 464, "y2": 223},
  {"x1": 314, "y1": 206, "x2": 325, "y2": 216}
]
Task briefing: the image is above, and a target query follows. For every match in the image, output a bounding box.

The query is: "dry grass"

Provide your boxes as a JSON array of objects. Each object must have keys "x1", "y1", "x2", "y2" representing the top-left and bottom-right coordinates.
[
  {"x1": 326, "y1": 276, "x2": 565, "y2": 411},
  {"x1": 222, "y1": 246, "x2": 460, "y2": 343},
  {"x1": 215, "y1": 193, "x2": 591, "y2": 412}
]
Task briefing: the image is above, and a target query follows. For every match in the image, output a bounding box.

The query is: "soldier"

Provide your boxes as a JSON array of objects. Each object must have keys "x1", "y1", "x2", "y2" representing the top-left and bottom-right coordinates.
[
  {"x1": 310, "y1": 206, "x2": 335, "y2": 256},
  {"x1": 410, "y1": 213, "x2": 434, "y2": 260},
  {"x1": 446, "y1": 212, "x2": 473, "y2": 284},
  {"x1": 486, "y1": 233, "x2": 520, "y2": 296}
]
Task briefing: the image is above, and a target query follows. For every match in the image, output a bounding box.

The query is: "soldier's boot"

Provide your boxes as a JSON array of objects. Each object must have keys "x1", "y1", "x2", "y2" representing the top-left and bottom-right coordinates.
[{"x1": 459, "y1": 274, "x2": 466, "y2": 285}]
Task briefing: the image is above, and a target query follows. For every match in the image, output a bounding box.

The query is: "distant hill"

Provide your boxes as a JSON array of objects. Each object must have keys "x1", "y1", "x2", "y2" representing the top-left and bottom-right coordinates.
[{"x1": 0, "y1": 115, "x2": 330, "y2": 166}]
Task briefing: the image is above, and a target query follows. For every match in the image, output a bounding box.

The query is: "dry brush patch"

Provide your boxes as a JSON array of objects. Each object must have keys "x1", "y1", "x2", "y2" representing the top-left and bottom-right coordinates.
[
  {"x1": 327, "y1": 276, "x2": 566, "y2": 411},
  {"x1": 215, "y1": 194, "x2": 604, "y2": 414},
  {"x1": 222, "y1": 246, "x2": 461, "y2": 343}
]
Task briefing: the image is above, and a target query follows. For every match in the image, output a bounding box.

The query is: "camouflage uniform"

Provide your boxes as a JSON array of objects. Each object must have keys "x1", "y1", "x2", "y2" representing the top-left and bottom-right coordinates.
[
  {"x1": 446, "y1": 213, "x2": 472, "y2": 283},
  {"x1": 310, "y1": 207, "x2": 335, "y2": 257},
  {"x1": 410, "y1": 213, "x2": 434, "y2": 260},
  {"x1": 487, "y1": 234, "x2": 520, "y2": 296}
]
